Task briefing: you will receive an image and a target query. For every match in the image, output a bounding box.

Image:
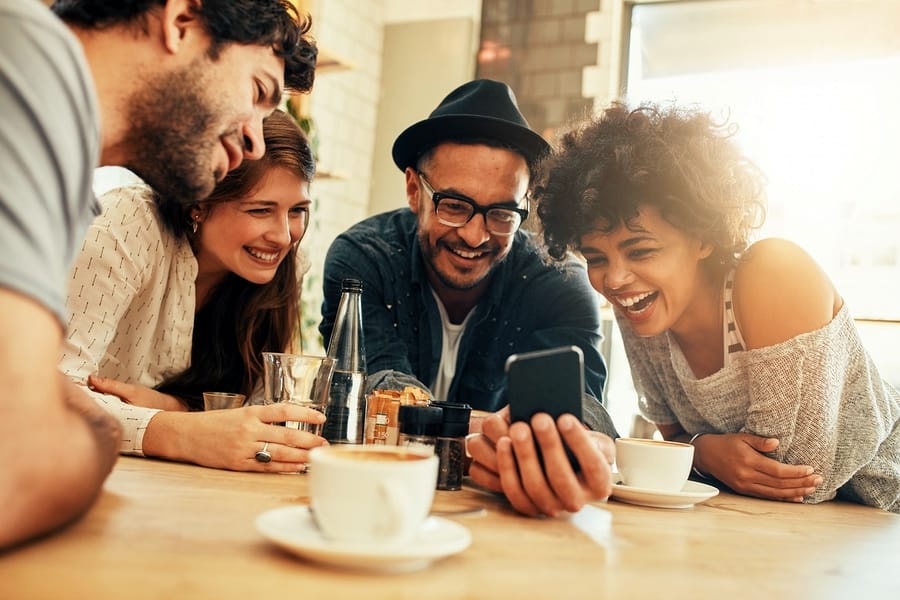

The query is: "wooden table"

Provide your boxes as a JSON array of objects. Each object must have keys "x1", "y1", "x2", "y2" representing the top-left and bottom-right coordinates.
[{"x1": 2, "y1": 457, "x2": 899, "y2": 599}]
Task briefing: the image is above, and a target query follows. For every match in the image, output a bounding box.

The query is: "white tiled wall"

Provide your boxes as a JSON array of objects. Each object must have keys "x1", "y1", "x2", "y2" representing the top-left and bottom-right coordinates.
[
  {"x1": 299, "y1": 1, "x2": 482, "y2": 352},
  {"x1": 298, "y1": 0, "x2": 388, "y2": 352}
]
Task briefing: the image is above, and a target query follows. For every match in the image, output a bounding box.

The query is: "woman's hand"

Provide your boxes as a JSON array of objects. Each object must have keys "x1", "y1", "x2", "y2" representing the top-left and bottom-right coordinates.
[
  {"x1": 141, "y1": 403, "x2": 328, "y2": 473},
  {"x1": 468, "y1": 407, "x2": 615, "y2": 517},
  {"x1": 88, "y1": 374, "x2": 187, "y2": 411},
  {"x1": 694, "y1": 433, "x2": 823, "y2": 502}
]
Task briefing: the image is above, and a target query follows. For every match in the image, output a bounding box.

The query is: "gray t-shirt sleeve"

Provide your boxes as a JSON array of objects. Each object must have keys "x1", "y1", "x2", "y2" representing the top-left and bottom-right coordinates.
[{"x1": 0, "y1": 2, "x2": 100, "y2": 325}]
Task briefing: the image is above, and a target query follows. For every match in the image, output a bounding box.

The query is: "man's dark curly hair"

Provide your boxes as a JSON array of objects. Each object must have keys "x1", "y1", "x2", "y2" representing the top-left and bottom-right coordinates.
[
  {"x1": 52, "y1": 0, "x2": 316, "y2": 94},
  {"x1": 536, "y1": 102, "x2": 766, "y2": 275}
]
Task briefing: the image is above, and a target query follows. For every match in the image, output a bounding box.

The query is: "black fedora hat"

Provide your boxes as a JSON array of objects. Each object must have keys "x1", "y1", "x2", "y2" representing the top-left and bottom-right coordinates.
[{"x1": 392, "y1": 79, "x2": 550, "y2": 171}]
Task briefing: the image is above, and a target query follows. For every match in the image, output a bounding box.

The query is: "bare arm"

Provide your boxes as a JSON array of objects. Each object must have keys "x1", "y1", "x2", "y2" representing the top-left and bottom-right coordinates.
[
  {"x1": 0, "y1": 290, "x2": 122, "y2": 550},
  {"x1": 656, "y1": 422, "x2": 820, "y2": 502},
  {"x1": 139, "y1": 404, "x2": 327, "y2": 472}
]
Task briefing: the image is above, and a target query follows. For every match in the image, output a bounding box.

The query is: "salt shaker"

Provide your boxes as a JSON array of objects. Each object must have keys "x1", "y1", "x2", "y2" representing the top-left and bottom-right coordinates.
[{"x1": 397, "y1": 404, "x2": 442, "y2": 453}]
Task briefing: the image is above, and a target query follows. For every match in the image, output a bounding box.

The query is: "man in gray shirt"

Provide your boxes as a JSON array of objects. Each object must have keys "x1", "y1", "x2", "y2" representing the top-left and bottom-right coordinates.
[{"x1": 0, "y1": 0, "x2": 316, "y2": 550}]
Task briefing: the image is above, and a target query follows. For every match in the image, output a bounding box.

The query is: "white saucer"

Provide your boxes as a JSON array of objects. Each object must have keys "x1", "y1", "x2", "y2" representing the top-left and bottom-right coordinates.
[
  {"x1": 256, "y1": 506, "x2": 472, "y2": 573},
  {"x1": 610, "y1": 479, "x2": 719, "y2": 509}
]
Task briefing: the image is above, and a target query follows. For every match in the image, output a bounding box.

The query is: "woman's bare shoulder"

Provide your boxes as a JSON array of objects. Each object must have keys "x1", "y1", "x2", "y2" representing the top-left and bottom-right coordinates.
[{"x1": 732, "y1": 238, "x2": 840, "y2": 349}]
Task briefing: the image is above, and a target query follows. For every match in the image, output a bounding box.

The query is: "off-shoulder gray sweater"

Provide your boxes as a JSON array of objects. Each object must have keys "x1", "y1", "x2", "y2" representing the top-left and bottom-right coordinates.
[{"x1": 620, "y1": 304, "x2": 900, "y2": 513}]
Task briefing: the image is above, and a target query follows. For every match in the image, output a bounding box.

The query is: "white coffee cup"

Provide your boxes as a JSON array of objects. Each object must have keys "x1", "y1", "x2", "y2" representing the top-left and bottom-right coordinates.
[
  {"x1": 614, "y1": 437, "x2": 694, "y2": 492},
  {"x1": 308, "y1": 445, "x2": 439, "y2": 545}
]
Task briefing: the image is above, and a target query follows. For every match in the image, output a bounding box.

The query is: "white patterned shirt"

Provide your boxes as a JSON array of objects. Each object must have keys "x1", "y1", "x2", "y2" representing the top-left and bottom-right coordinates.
[
  {"x1": 59, "y1": 184, "x2": 196, "y2": 455},
  {"x1": 60, "y1": 183, "x2": 311, "y2": 455}
]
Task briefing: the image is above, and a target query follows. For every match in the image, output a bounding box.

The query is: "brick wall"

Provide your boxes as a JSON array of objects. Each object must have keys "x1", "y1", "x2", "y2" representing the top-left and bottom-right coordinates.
[{"x1": 476, "y1": 0, "x2": 604, "y2": 138}]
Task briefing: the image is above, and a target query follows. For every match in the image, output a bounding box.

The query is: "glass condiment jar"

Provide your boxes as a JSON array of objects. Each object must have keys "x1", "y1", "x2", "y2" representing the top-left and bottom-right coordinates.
[
  {"x1": 397, "y1": 404, "x2": 442, "y2": 453},
  {"x1": 433, "y1": 402, "x2": 472, "y2": 491}
]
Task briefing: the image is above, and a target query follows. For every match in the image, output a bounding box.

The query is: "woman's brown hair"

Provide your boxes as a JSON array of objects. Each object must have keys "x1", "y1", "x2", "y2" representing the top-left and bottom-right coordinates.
[{"x1": 155, "y1": 109, "x2": 315, "y2": 409}]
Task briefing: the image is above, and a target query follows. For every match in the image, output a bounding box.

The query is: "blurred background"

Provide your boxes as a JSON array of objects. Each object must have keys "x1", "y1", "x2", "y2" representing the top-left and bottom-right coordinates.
[{"x1": 93, "y1": 0, "x2": 900, "y2": 436}]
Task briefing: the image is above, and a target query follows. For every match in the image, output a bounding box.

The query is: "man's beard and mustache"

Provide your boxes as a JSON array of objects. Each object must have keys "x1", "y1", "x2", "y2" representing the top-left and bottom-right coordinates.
[
  {"x1": 124, "y1": 61, "x2": 231, "y2": 203},
  {"x1": 417, "y1": 230, "x2": 503, "y2": 291}
]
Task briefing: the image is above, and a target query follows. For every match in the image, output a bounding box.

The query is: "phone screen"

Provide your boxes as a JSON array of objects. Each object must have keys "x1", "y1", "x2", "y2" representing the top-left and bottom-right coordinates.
[{"x1": 505, "y1": 345, "x2": 584, "y2": 471}]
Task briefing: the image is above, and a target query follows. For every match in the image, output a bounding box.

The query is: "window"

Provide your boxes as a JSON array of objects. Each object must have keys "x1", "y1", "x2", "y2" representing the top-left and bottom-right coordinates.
[
  {"x1": 601, "y1": 0, "x2": 900, "y2": 435},
  {"x1": 625, "y1": 0, "x2": 900, "y2": 321}
]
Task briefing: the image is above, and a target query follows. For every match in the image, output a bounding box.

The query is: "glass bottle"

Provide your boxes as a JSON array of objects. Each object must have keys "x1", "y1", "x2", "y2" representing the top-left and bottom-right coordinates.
[{"x1": 322, "y1": 278, "x2": 367, "y2": 444}]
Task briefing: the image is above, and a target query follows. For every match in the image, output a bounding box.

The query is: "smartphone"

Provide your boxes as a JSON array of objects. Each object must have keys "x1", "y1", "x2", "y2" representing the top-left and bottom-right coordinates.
[{"x1": 505, "y1": 345, "x2": 585, "y2": 472}]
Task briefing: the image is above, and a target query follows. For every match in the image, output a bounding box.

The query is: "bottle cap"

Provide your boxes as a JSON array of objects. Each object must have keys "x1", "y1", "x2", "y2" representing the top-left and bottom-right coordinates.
[
  {"x1": 340, "y1": 278, "x2": 363, "y2": 293},
  {"x1": 398, "y1": 404, "x2": 443, "y2": 436},
  {"x1": 432, "y1": 401, "x2": 471, "y2": 437}
]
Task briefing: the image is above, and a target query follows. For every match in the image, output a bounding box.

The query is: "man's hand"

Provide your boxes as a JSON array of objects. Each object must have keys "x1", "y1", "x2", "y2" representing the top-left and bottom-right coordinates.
[
  {"x1": 468, "y1": 407, "x2": 614, "y2": 517},
  {"x1": 694, "y1": 432, "x2": 822, "y2": 502},
  {"x1": 88, "y1": 374, "x2": 187, "y2": 411}
]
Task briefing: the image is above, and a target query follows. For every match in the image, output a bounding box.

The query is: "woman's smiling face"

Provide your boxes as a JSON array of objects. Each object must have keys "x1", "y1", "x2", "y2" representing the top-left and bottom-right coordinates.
[
  {"x1": 194, "y1": 167, "x2": 310, "y2": 286},
  {"x1": 578, "y1": 205, "x2": 712, "y2": 337}
]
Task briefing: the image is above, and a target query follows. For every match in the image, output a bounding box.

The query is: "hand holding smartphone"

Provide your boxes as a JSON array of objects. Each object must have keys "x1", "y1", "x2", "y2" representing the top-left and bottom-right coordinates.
[{"x1": 505, "y1": 345, "x2": 585, "y2": 472}]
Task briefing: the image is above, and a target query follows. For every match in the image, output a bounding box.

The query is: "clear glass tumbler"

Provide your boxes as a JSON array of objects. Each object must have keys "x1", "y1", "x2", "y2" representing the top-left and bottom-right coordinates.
[{"x1": 262, "y1": 353, "x2": 336, "y2": 435}]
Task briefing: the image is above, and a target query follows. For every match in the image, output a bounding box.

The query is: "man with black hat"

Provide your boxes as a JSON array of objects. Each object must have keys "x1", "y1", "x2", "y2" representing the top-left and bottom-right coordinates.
[{"x1": 320, "y1": 79, "x2": 617, "y2": 516}]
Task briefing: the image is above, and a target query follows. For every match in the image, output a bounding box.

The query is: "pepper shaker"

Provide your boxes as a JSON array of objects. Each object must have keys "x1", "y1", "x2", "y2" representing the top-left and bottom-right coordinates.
[{"x1": 433, "y1": 402, "x2": 471, "y2": 491}]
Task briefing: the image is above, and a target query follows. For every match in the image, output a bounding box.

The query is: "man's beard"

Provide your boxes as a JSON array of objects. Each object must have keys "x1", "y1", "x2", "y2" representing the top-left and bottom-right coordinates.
[
  {"x1": 124, "y1": 61, "x2": 226, "y2": 203},
  {"x1": 417, "y1": 229, "x2": 499, "y2": 291}
]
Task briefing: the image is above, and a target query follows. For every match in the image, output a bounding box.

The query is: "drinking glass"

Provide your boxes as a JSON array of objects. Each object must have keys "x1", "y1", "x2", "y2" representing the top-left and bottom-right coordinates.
[
  {"x1": 262, "y1": 353, "x2": 336, "y2": 435},
  {"x1": 202, "y1": 392, "x2": 247, "y2": 411}
]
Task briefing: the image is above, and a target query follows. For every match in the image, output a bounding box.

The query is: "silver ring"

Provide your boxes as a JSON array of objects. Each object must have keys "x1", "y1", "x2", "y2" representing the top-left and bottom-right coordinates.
[{"x1": 255, "y1": 442, "x2": 272, "y2": 463}]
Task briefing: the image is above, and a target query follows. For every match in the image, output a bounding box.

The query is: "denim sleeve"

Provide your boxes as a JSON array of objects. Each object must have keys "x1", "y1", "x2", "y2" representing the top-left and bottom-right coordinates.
[
  {"x1": 521, "y1": 260, "x2": 613, "y2": 434},
  {"x1": 365, "y1": 369, "x2": 433, "y2": 400},
  {"x1": 582, "y1": 393, "x2": 618, "y2": 437}
]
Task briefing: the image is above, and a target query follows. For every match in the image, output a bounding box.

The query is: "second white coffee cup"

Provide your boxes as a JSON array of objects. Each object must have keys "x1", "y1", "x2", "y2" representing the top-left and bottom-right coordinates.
[
  {"x1": 308, "y1": 445, "x2": 439, "y2": 545},
  {"x1": 614, "y1": 437, "x2": 694, "y2": 492}
]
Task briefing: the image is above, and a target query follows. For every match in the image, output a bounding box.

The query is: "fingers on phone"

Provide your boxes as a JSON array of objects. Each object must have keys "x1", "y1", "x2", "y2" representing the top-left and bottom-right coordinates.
[
  {"x1": 466, "y1": 433, "x2": 499, "y2": 472},
  {"x1": 511, "y1": 421, "x2": 570, "y2": 516},
  {"x1": 481, "y1": 413, "x2": 511, "y2": 443},
  {"x1": 559, "y1": 424, "x2": 613, "y2": 502},
  {"x1": 496, "y1": 437, "x2": 542, "y2": 517},
  {"x1": 467, "y1": 460, "x2": 502, "y2": 494}
]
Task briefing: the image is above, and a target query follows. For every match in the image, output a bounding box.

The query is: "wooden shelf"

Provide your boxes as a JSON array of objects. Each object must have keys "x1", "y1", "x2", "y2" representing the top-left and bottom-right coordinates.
[
  {"x1": 316, "y1": 169, "x2": 349, "y2": 181},
  {"x1": 317, "y1": 48, "x2": 353, "y2": 73}
]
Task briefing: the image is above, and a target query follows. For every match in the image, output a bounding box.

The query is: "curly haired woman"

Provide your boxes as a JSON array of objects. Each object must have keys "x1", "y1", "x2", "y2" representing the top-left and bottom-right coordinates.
[{"x1": 536, "y1": 102, "x2": 899, "y2": 512}]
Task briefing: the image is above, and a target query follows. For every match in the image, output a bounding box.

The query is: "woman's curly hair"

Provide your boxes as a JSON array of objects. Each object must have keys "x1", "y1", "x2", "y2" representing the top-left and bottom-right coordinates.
[{"x1": 536, "y1": 102, "x2": 767, "y2": 275}]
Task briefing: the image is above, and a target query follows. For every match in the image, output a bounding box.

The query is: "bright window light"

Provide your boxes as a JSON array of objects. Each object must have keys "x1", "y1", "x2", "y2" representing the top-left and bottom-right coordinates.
[{"x1": 626, "y1": 0, "x2": 900, "y2": 320}]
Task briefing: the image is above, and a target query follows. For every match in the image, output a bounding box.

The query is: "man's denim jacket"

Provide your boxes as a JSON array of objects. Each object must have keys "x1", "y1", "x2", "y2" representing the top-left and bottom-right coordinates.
[{"x1": 319, "y1": 209, "x2": 617, "y2": 436}]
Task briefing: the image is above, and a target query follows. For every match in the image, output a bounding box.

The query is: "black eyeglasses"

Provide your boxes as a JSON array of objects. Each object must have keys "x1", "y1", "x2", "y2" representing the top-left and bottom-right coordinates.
[{"x1": 417, "y1": 172, "x2": 528, "y2": 236}]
